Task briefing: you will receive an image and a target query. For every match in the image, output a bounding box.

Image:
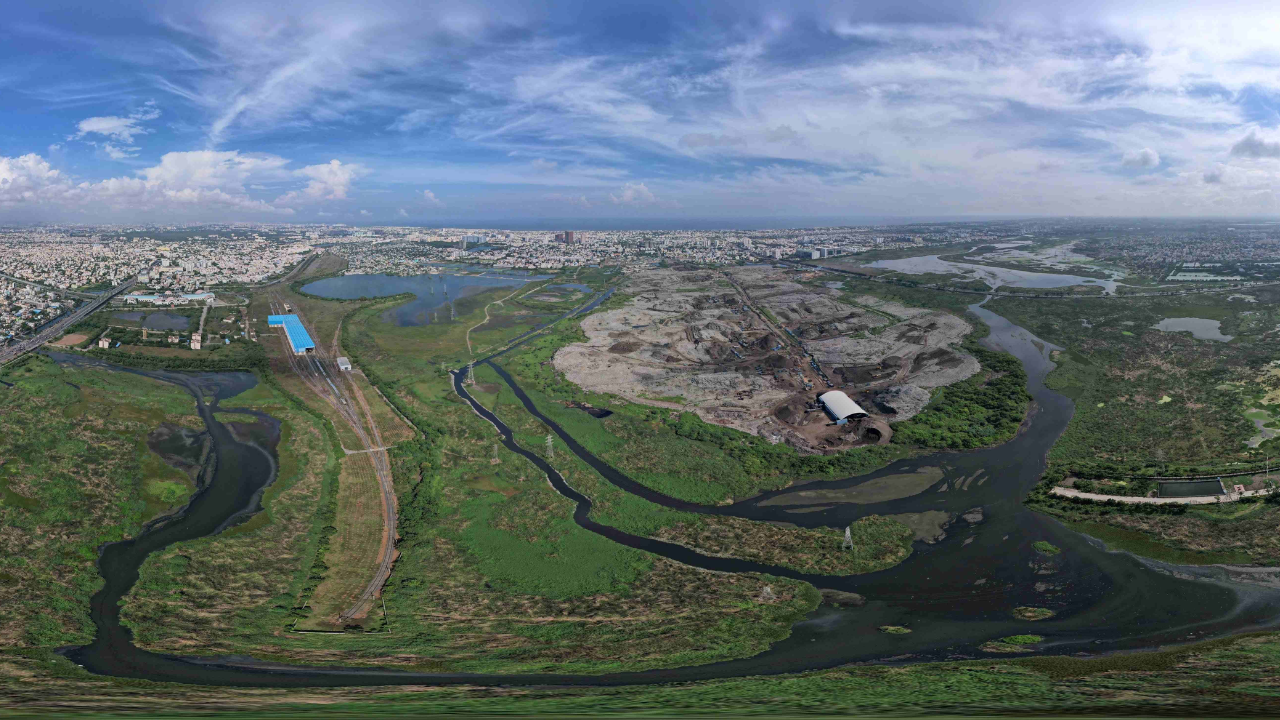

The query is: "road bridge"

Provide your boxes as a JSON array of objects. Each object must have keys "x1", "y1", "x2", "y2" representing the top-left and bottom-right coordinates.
[{"x1": 0, "y1": 277, "x2": 136, "y2": 367}]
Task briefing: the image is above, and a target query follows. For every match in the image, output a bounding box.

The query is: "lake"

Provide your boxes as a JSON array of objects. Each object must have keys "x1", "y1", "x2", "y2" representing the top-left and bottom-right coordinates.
[
  {"x1": 300, "y1": 273, "x2": 548, "y2": 327},
  {"x1": 1152, "y1": 317, "x2": 1234, "y2": 342},
  {"x1": 111, "y1": 311, "x2": 191, "y2": 331}
]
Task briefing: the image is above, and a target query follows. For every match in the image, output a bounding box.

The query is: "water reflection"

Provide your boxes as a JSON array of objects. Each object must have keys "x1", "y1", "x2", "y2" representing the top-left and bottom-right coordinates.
[
  {"x1": 1152, "y1": 317, "x2": 1234, "y2": 342},
  {"x1": 300, "y1": 273, "x2": 548, "y2": 326}
]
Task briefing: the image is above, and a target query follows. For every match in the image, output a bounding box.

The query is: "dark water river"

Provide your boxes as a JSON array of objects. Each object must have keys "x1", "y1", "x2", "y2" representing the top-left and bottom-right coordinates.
[{"x1": 54, "y1": 296, "x2": 1280, "y2": 687}]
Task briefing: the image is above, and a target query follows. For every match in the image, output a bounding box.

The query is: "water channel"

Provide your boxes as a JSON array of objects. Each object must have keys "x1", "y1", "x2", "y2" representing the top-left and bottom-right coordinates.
[{"x1": 56, "y1": 290, "x2": 1280, "y2": 687}]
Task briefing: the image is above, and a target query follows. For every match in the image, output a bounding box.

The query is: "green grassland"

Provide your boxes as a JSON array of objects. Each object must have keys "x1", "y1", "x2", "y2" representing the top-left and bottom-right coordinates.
[
  {"x1": 118, "y1": 284, "x2": 830, "y2": 674},
  {"x1": 989, "y1": 288, "x2": 1280, "y2": 563},
  {"x1": 989, "y1": 290, "x2": 1279, "y2": 477},
  {"x1": 0, "y1": 355, "x2": 203, "y2": 648},
  {"x1": 14, "y1": 629, "x2": 1280, "y2": 714},
  {"x1": 469, "y1": 362, "x2": 915, "y2": 577},
  {"x1": 120, "y1": 376, "x2": 350, "y2": 652}
]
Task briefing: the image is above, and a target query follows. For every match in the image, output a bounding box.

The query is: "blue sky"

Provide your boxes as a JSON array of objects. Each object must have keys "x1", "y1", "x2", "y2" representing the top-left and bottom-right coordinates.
[{"x1": 4, "y1": 0, "x2": 1280, "y2": 224}]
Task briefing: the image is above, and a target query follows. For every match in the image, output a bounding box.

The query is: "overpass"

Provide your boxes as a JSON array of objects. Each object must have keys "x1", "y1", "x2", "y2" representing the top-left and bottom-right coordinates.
[{"x1": 0, "y1": 276, "x2": 137, "y2": 367}]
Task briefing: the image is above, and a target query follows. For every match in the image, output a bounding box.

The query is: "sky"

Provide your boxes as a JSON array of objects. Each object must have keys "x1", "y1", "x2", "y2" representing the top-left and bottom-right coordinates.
[{"x1": 6, "y1": 0, "x2": 1280, "y2": 225}]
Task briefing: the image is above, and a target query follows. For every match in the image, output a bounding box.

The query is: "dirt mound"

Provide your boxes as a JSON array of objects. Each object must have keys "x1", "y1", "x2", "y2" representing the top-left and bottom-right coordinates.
[
  {"x1": 608, "y1": 341, "x2": 643, "y2": 354},
  {"x1": 873, "y1": 384, "x2": 933, "y2": 421}
]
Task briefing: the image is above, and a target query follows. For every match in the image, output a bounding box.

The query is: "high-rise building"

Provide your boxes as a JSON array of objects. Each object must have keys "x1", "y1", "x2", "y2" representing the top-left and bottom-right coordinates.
[{"x1": 564, "y1": 230, "x2": 575, "y2": 243}]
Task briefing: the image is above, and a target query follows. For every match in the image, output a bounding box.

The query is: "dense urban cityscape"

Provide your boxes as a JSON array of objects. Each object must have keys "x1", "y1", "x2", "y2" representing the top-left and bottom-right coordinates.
[{"x1": 7, "y1": 219, "x2": 1280, "y2": 349}]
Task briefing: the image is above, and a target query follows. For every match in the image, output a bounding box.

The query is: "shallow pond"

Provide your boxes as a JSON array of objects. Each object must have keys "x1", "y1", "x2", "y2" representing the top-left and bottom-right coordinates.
[
  {"x1": 1152, "y1": 317, "x2": 1234, "y2": 342},
  {"x1": 111, "y1": 311, "x2": 191, "y2": 331},
  {"x1": 300, "y1": 273, "x2": 549, "y2": 327},
  {"x1": 1158, "y1": 479, "x2": 1226, "y2": 497}
]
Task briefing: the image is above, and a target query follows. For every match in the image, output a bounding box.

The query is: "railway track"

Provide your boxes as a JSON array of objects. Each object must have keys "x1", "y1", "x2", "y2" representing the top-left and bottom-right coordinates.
[{"x1": 266, "y1": 292, "x2": 398, "y2": 622}]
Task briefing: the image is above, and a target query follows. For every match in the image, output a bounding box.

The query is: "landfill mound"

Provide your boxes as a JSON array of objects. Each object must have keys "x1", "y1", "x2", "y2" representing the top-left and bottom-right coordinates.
[{"x1": 553, "y1": 266, "x2": 979, "y2": 453}]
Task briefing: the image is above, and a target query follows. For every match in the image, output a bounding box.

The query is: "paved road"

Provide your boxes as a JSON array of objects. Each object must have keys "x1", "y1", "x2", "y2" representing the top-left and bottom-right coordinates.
[
  {"x1": 0, "y1": 277, "x2": 136, "y2": 367},
  {"x1": 1051, "y1": 485, "x2": 1276, "y2": 505}
]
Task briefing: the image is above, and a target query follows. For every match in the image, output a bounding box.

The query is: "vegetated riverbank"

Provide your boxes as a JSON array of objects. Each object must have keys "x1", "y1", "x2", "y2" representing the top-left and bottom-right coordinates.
[
  {"x1": 0, "y1": 354, "x2": 209, "y2": 649},
  {"x1": 17, "y1": 270, "x2": 1280, "y2": 706},
  {"x1": 116, "y1": 282, "x2": 826, "y2": 674},
  {"x1": 467, "y1": 361, "x2": 916, "y2": 577},
  {"x1": 989, "y1": 287, "x2": 1280, "y2": 564}
]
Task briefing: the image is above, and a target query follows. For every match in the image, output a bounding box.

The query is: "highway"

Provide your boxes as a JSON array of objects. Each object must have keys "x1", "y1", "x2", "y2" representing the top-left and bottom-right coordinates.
[
  {"x1": 265, "y1": 292, "x2": 398, "y2": 623},
  {"x1": 0, "y1": 276, "x2": 136, "y2": 367}
]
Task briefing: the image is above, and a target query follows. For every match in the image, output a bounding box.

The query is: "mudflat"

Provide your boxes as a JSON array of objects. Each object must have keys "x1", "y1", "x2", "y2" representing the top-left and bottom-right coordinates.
[{"x1": 759, "y1": 466, "x2": 945, "y2": 506}]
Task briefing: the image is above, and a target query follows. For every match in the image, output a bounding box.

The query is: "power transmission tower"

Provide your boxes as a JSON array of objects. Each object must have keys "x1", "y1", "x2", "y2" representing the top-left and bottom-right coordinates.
[
  {"x1": 545, "y1": 433, "x2": 554, "y2": 459},
  {"x1": 466, "y1": 361, "x2": 475, "y2": 385},
  {"x1": 842, "y1": 525, "x2": 854, "y2": 550}
]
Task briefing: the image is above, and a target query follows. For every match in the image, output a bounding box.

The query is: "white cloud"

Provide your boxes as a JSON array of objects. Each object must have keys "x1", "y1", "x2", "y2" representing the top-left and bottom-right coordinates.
[
  {"x1": 0, "y1": 150, "x2": 309, "y2": 218},
  {"x1": 360, "y1": 209, "x2": 371, "y2": 216},
  {"x1": 398, "y1": 207, "x2": 409, "y2": 217},
  {"x1": 610, "y1": 181, "x2": 656, "y2": 205},
  {"x1": 422, "y1": 188, "x2": 445, "y2": 207},
  {"x1": 28, "y1": 4, "x2": 1280, "y2": 217},
  {"x1": 72, "y1": 115, "x2": 150, "y2": 144},
  {"x1": 72, "y1": 102, "x2": 161, "y2": 145},
  {"x1": 544, "y1": 192, "x2": 591, "y2": 208},
  {"x1": 275, "y1": 159, "x2": 369, "y2": 204},
  {"x1": 389, "y1": 109, "x2": 434, "y2": 132},
  {"x1": 0, "y1": 154, "x2": 71, "y2": 206},
  {"x1": 103, "y1": 143, "x2": 138, "y2": 161},
  {"x1": 1122, "y1": 148, "x2": 1161, "y2": 169}
]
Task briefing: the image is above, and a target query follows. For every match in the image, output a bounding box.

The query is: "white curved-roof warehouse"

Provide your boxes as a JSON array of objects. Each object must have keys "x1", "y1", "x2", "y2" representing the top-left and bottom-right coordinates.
[{"x1": 818, "y1": 390, "x2": 867, "y2": 420}]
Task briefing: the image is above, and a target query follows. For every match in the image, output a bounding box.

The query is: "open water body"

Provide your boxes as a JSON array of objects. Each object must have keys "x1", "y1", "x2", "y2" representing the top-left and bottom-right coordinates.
[
  {"x1": 54, "y1": 295, "x2": 1280, "y2": 687},
  {"x1": 865, "y1": 255, "x2": 1120, "y2": 293},
  {"x1": 300, "y1": 273, "x2": 548, "y2": 327},
  {"x1": 1152, "y1": 317, "x2": 1234, "y2": 342}
]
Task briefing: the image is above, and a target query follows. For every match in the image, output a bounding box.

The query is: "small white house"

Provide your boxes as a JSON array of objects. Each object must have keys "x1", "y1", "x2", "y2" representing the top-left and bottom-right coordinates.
[
  {"x1": 336, "y1": 357, "x2": 353, "y2": 372},
  {"x1": 98, "y1": 336, "x2": 111, "y2": 349}
]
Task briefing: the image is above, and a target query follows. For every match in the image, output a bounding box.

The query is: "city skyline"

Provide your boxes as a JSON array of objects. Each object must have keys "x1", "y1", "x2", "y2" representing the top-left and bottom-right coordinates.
[{"x1": 7, "y1": 0, "x2": 1280, "y2": 223}]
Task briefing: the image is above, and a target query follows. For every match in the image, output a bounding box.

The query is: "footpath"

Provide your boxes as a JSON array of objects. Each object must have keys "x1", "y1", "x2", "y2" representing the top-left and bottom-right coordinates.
[{"x1": 1051, "y1": 485, "x2": 1277, "y2": 505}]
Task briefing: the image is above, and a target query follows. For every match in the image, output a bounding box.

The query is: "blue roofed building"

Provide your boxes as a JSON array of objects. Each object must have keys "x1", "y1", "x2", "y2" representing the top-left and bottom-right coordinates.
[{"x1": 267, "y1": 314, "x2": 315, "y2": 355}]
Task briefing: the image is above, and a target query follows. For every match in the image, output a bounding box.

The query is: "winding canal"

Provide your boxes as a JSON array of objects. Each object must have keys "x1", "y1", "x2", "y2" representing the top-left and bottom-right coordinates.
[{"x1": 57, "y1": 296, "x2": 1280, "y2": 687}]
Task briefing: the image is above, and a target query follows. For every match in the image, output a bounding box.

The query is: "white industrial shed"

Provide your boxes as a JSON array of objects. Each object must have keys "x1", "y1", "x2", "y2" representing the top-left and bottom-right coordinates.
[
  {"x1": 336, "y1": 357, "x2": 353, "y2": 371},
  {"x1": 818, "y1": 391, "x2": 868, "y2": 423}
]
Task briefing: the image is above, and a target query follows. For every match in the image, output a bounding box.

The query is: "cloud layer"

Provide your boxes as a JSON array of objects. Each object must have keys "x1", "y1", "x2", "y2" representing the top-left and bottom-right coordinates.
[{"x1": 9, "y1": 0, "x2": 1280, "y2": 220}]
